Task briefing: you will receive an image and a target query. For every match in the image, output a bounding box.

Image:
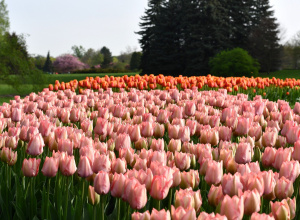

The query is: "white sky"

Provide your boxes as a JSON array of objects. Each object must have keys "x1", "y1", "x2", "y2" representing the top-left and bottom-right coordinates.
[{"x1": 6, "y1": 0, "x2": 300, "y2": 57}]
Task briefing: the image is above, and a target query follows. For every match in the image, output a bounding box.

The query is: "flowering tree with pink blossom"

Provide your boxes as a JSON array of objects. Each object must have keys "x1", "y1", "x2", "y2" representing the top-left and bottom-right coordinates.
[{"x1": 53, "y1": 54, "x2": 86, "y2": 73}]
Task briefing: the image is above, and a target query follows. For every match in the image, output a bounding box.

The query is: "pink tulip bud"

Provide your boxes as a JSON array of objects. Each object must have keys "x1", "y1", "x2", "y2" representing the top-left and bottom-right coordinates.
[
  {"x1": 180, "y1": 170, "x2": 199, "y2": 190},
  {"x1": 0, "y1": 147, "x2": 17, "y2": 166},
  {"x1": 153, "y1": 123, "x2": 165, "y2": 138},
  {"x1": 132, "y1": 211, "x2": 151, "y2": 220},
  {"x1": 150, "y1": 175, "x2": 173, "y2": 200},
  {"x1": 41, "y1": 156, "x2": 59, "y2": 177},
  {"x1": 22, "y1": 158, "x2": 41, "y2": 177},
  {"x1": 27, "y1": 133, "x2": 44, "y2": 156},
  {"x1": 77, "y1": 156, "x2": 93, "y2": 178},
  {"x1": 111, "y1": 158, "x2": 127, "y2": 174},
  {"x1": 272, "y1": 147, "x2": 292, "y2": 170},
  {"x1": 171, "y1": 206, "x2": 196, "y2": 220},
  {"x1": 275, "y1": 176, "x2": 294, "y2": 200},
  {"x1": 220, "y1": 195, "x2": 244, "y2": 220},
  {"x1": 88, "y1": 185, "x2": 100, "y2": 206},
  {"x1": 205, "y1": 160, "x2": 223, "y2": 185},
  {"x1": 110, "y1": 173, "x2": 126, "y2": 198},
  {"x1": 11, "y1": 108, "x2": 22, "y2": 122},
  {"x1": 59, "y1": 154, "x2": 77, "y2": 176},
  {"x1": 241, "y1": 189, "x2": 261, "y2": 215},
  {"x1": 94, "y1": 171, "x2": 110, "y2": 195},
  {"x1": 92, "y1": 153, "x2": 111, "y2": 173},
  {"x1": 222, "y1": 173, "x2": 243, "y2": 197},
  {"x1": 250, "y1": 213, "x2": 275, "y2": 220},
  {"x1": 168, "y1": 139, "x2": 181, "y2": 153},
  {"x1": 270, "y1": 200, "x2": 290, "y2": 220},
  {"x1": 150, "y1": 208, "x2": 170, "y2": 220},
  {"x1": 208, "y1": 185, "x2": 224, "y2": 207},
  {"x1": 235, "y1": 142, "x2": 252, "y2": 164}
]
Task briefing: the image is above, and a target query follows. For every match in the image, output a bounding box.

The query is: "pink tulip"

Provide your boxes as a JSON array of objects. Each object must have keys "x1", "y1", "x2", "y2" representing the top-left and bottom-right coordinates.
[
  {"x1": 59, "y1": 154, "x2": 77, "y2": 176},
  {"x1": 222, "y1": 173, "x2": 243, "y2": 197},
  {"x1": 275, "y1": 176, "x2": 294, "y2": 200},
  {"x1": 180, "y1": 170, "x2": 200, "y2": 190},
  {"x1": 220, "y1": 195, "x2": 244, "y2": 220},
  {"x1": 153, "y1": 123, "x2": 165, "y2": 138},
  {"x1": 77, "y1": 156, "x2": 93, "y2": 178},
  {"x1": 234, "y1": 117, "x2": 250, "y2": 136},
  {"x1": 270, "y1": 200, "x2": 290, "y2": 220},
  {"x1": 198, "y1": 212, "x2": 228, "y2": 220},
  {"x1": 39, "y1": 120, "x2": 52, "y2": 137},
  {"x1": 88, "y1": 185, "x2": 100, "y2": 206},
  {"x1": 205, "y1": 160, "x2": 223, "y2": 185},
  {"x1": 262, "y1": 147, "x2": 277, "y2": 167},
  {"x1": 92, "y1": 153, "x2": 111, "y2": 173},
  {"x1": 58, "y1": 138, "x2": 73, "y2": 155},
  {"x1": 241, "y1": 189, "x2": 261, "y2": 215},
  {"x1": 174, "y1": 152, "x2": 191, "y2": 171},
  {"x1": 140, "y1": 122, "x2": 154, "y2": 137},
  {"x1": 22, "y1": 158, "x2": 41, "y2": 177},
  {"x1": 150, "y1": 175, "x2": 173, "y2": 200},
  {"x1": 130, "y1": 124, "x2": 142, "y2": 142},
  {"x1": 168, "y1": 139, "x2": 181, "y2": 153},
  {"x1": 132, "y1": 211, "x2": 151, "y2": 220},
  {"x1": 115, "y1": 133, "x2": 131, "y2": 151},
  {"x1": 260, "y1": 171, "x2": 276, "y2": 200},
  {"x1": 286, "y1": 197, "x2": 296, "y2": 220},
  {"x1": 235, "y1": 142, "x2": 252, "y2": 164},
  {"x1": 219, "y1": 126, "x2": 232, "y2": 141},
  {"x1": 150, "y1": 208, "x2": 170, "y2": 220},
  {"x1": 27, "y1": 133, "x2": 44, "y2": 156},
  {"x1": 171, "y1": 206, "x2": 196, "y2": 220},
  {"x1": 111, "y1": 158, "x2": 127, "y2": 174},
  {"x1": 208, "y1": 185, "x2": 224, "y2": 207},
  {"x1": 94, "y1": 171, "x2": 110, "y2": 195},
  {"x1": 0, "y1": 147, "x2": 17, "y2": 166},
  {"x1": 250, "y1": 213, "x2": 275, "y2": 220},
  {"x1": 279, "y1": 160, "x2": 300, "y2": 183},
  {"x1": 175, "y1": 188, "x2": 202, "y2": 213},
  {"x1": 272, "y1": 148, "x2": 292, "y2": 170},
  {"x1": 186, "y1": 119, "x2": 197, "y2": 136},
  {"x1": 110, "y1": 173, "x2": 126, "y2": 198},
  {"x1": 150, "y1": 138, "x2": 164, "y2": 151},
  {"x1": 286, "y1": 125, "x2": 300, "y2": 144},
  {"x1": 168, "y1": 124, "x2": 179, "y2": 139},
  {"x1": 41, "y1": 156, "x2": 59, "y2": 177},
  {"x1": 11, "y1": 108, "x2": 22, "y2": 122},
  {"x1": 179, "y1": 126, "x2": 190, "y2": 143}
]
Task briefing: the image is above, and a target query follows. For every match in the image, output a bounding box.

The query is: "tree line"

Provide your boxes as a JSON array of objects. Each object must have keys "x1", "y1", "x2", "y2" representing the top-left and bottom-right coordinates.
[{"x1": 137, "y1": 0, "x2": 281, "y2": 76}]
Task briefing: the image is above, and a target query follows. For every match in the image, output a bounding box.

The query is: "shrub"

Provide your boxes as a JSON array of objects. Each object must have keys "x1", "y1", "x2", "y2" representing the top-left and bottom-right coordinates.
[
  {"x1": 209, "y1": 48, "x2": 260, "y2": 77},
  {"x1": 53, "y1": 54, "x2": 85, "y2": 73}
]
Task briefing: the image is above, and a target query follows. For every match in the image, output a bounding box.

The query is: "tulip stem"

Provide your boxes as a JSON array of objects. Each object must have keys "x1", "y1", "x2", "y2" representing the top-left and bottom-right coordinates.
[
  {"x1": 46, "y1": 178, "x2": 51, "y2": 220},
  {"x1": 100, "y1": 194, "x2": 105, "y2": 220},
  {"x1": 154, "y1": 199, "x2": 161, "y2": 211},
  {"x1": 63, "y1": 177, "x2": 69, "y2": 220},
  {"x1": 117, "y1": 198, "x2": 120, "y2": 220},
  {"x1": 168, "y1": 188, "x2": 173, "y2": 211}
]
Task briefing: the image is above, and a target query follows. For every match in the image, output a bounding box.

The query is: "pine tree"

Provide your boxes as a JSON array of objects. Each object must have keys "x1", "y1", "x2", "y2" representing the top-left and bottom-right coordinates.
[
  {"x1": 184, "y1": 0, "x2": 231, "y2": 74},
  {"x1": 137, "y1": 0, "x2": 165, "y2": 74},
  {"x1": 129, "y1": 51, "x2": 142, "y2": 70},
  {"x1": 247, "y1": 0, "x2": 281, "y2": 73},
  {"x1": 43, "y1": 51, "x2": 53, "y2": 73},
  {"x1": 0, "y1": 0, "x2": 9, "y2": 37},
  {"x1": 100, "y1": 46, "x2": 112, "y2": 68}
]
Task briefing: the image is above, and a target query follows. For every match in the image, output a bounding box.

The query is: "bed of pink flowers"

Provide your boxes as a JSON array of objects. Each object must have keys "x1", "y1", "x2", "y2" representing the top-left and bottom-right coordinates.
[{"x1": 0, "y1": 86, "x2": 300, "y2": 220}]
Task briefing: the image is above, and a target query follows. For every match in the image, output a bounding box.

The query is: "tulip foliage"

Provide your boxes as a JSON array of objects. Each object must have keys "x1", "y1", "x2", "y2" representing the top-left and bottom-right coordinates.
[{"x1": 1, "y1": 77, "x2": 300, "y2": 220}]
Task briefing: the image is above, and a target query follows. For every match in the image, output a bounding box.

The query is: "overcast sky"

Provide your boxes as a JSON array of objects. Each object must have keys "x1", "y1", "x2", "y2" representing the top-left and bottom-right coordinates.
[{"x1": 6, "y1": 0, "x2": 300, "y2": 57}]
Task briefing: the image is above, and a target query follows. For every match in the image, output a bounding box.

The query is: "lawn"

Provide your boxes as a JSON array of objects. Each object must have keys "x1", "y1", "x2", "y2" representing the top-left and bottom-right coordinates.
[
  {"x1": 1, "y1": 70, "x2": 300, "y2": 105},
  {"x1": 0, "y1": 72, "x2": 138, "y2": 105}
]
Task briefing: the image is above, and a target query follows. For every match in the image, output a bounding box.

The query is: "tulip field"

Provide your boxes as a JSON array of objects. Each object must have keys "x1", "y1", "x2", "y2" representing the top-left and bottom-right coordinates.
[{"x1": 1, "y1": 74, "x2": 300, "y2": 220}]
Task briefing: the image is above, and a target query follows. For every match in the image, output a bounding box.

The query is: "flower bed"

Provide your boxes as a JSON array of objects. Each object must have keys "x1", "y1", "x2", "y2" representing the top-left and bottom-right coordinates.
[{"x1": 0, "y1": 75, "x2": 299, "y2": 219}]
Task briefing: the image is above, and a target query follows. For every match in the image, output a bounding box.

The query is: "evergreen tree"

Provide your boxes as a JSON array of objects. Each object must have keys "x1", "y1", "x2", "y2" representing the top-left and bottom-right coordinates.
[
  {"x1": 137, "y1": 0, "x2": 165, "y2": 74},
  {"x1": 43, "y1": 51, "x2": 53, "y2": 73},
  {"x1": 184, "y1": 0, "x2": 231, "y2": 74},
  {"x1": 100, "y1": 46, "x2": 112, "y2": 68},
  {"x1": 247, "y1": 0, "x2": 281, "y2": 73},
  {"x1": 129, "y1": 51, "x2": 142, "y2": 70},
  {"x1": 0, "y1": 0, "x2": 9, "y2": 37}
]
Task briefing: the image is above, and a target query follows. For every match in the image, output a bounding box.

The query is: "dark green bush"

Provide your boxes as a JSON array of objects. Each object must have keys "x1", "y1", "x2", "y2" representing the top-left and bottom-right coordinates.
[{"x1": 209, "y1": 48, "x2": 260, "y2": 77}]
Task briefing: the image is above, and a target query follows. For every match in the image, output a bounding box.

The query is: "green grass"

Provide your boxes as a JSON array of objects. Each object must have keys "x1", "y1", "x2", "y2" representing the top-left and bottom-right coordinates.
[
  {"x1": 1, "y1": 70, "x2": 300, "y2": 105},
  {"x1": 0, "y1": 72, "x2": 138, "y2": 105},
  {"x1": 259, "y1": 69, "x2": 300, "y2": 79}
]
